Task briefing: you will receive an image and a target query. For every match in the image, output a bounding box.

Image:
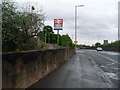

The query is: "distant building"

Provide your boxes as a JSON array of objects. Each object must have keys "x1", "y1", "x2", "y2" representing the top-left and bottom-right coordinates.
[{"x1": 104, "y1": 40, "x2": 108, "y2": 45}]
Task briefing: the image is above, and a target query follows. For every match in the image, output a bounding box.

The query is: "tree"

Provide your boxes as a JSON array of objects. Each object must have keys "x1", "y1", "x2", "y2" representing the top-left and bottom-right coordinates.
[
  {"x1": 60, "y1": 34, "x2": 73, "y2": 47},
  {"x1": 42, "y1": 25, "x2": 54, "y2": 43},
  {"x1": 2, "y1": 1, "x2": 45, "y2": 52},
  {"x1": 95, "y1": 42, "x2": 101, "y2": 47},
  {"x1": 49, "y1": 34, "x2": 57, "y2": 44},
  {"x1": 78, "y1": 44, "x2": 86, "y2": 49},
  {"x1": 2, "y1": 1, "x2": 19, "y2": 51}
]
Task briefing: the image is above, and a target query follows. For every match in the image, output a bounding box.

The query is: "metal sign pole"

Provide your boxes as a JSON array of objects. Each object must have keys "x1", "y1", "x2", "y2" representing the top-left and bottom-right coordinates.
[
  {"x1": 57, "y1": 30, "x2": 59, "y2": 46},
  {"x1": 54, "y1": 19, "x2": 63, "y2": 47}
]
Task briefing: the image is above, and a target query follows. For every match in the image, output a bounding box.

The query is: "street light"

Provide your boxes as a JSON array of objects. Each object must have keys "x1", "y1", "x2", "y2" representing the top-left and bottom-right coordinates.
[{"x1": 75, "y1": 5, "x2": 84, "y2": 49}]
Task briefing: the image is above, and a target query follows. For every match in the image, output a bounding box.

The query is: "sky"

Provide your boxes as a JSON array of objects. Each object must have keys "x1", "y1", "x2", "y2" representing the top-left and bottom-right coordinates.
[{"x1": 14, "y1": 0, "x2": 119, "y2": 45}]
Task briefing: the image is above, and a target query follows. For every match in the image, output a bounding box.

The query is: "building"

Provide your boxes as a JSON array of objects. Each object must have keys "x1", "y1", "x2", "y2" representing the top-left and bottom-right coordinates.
[{"x1": 104, "y1": 40, "x2": 108, "y2": 45}]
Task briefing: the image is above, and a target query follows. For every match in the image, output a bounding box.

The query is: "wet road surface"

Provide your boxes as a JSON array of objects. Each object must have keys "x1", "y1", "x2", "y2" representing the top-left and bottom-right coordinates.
[
  {"x1": 0, "y1": 54, "x2": 1, "y2": 89},
  {"x1": 81, "y1": 50, "x2": 119, "y2": 87},
  {"x1": 28, "y1": 50, "x2": 116, "y2": 88}
]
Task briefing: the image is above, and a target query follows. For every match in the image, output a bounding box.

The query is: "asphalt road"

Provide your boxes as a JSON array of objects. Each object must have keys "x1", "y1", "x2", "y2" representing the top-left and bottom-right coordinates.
[
  {"x1": 0, "y1": 54, "x2": 1, "y2": 90},
  {"x1": 28, "y1": 49, "x2": 118, "y2": 88},
  {"x1": 80, "y1": 50, "x2": 119, "y2": 87}
]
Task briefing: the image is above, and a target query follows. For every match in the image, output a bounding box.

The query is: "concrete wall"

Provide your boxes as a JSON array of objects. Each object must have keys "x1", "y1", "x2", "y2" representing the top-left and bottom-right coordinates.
[{"x1": 2, "y1": 48, "x2": 75, "y2": 88}]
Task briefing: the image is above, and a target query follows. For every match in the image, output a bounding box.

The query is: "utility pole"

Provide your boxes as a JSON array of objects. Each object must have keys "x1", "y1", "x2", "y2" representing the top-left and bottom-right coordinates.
[{"x1": 74, "y1": 5, "x2": 84, "y2": 49}]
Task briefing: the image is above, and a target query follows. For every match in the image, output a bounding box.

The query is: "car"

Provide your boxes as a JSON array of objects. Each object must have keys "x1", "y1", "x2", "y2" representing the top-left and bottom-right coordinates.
[{"x1": 96, "y1": 47, "x2": 103, "y2": 51}]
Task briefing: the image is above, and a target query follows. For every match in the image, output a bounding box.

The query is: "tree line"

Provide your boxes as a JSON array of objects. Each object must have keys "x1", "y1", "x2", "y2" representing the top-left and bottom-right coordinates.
[
  {"x1": 77, "y1": 40, "x2": 120, "y2": 51},
  {"x1": 94, "y1": 41, "x2": 120, "y2": 48}
]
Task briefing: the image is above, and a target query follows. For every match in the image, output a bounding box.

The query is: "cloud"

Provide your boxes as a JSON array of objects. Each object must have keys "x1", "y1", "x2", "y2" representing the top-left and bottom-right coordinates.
[{"x1": 14, "y1": 0, "x2": 119, "y2": 45}]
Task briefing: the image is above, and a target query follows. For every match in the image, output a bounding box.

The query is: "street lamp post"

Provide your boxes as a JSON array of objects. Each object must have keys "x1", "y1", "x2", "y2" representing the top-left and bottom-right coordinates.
[{"x1": 75, "y1": 5, "x2": 84, "y2": 49}]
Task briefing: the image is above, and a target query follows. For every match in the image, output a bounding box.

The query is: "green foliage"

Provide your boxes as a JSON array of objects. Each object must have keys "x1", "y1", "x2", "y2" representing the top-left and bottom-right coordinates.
[
  {"x1": 2, "y1": 2, "x2": 19, "y2": 51},
  {"x1": 60, "y1": 34, "x2": 73, "y2": 47},
  {"x1": 2, "y1": 1, "x2": 74, "y2": 52},
  {"x1": 43, "y1": 25, "x2": 54, "y2": 43},
  {"x1": 40, "y1": 25, "x2": 60, "y2": 44},
  {"x1": 95, "y1": 42, "x2": 101, "y2": 47},
  {"x1": 43, "y1": 25, "x2": 53, "y2": 34},
  {"x1": 39, "y1": 26, "x2": 74, "y2": 48},
  {"x1": 78, "y1": 44, "x2": 86, "y2": 49},
  {"x1": 37, "y1": 41, "x2": 48, "y2": 50},
  {"x1": 50, "y1": 34, "x2": 57, "y2": 44},
  {"x1": 2, "y1": 1, "x2": 44, "y2": 52},
  {"x1": 103, "y1": 40, "x2": 120, "y2": 48}
]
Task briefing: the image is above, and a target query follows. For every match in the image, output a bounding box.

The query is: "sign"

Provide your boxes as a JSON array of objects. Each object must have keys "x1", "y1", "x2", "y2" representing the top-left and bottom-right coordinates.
[{"x1": 54, "y1": 19, "x2": 63, "y2": 30}]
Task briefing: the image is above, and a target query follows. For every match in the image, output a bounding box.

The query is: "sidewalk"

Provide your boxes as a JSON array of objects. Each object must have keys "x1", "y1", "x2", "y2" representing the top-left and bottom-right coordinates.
[{"x1": 28, "y1": 52, "x2": 113, "y2": 88}]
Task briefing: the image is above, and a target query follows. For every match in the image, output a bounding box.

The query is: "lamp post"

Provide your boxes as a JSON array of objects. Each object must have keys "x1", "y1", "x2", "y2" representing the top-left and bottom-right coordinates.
[{"x1": 75, "y1": 5, "x2": 84, "y2": 49}]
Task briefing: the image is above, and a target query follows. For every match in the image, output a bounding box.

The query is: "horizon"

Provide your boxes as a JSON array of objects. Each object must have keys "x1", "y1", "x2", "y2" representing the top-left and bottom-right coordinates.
[{"x1": 13, "y1": 0, "x2": 119, "y2": 46}]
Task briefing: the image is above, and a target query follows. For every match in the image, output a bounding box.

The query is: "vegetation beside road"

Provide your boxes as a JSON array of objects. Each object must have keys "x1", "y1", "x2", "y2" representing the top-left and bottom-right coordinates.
[
  {"x1": 2, "y1": 1, "x2": 74, "y2": 52},
  {"x1": 77, "y1": 40, "x2": 120, "y2": 52},
  {"x1": 102, "y1": 41, "x2": 120, "y2": 52}
]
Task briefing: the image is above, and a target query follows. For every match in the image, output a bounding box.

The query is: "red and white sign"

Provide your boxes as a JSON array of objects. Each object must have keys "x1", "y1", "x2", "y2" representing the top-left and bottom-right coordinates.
[{"x1": 54, "y1": 19, "x2": 63, "y2": 30}]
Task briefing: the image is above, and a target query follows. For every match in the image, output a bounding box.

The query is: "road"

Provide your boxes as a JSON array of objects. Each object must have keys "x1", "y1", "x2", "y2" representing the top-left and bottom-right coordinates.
[
  {"x1": 28, "y1": 49, "x2": 119, "y2": 88},
  {"x1": 0, "y1": 54, "x2": 1, "y2": 90},
  {"x1": 80, "y1": 50, "x2": 119, "y2": 87}
]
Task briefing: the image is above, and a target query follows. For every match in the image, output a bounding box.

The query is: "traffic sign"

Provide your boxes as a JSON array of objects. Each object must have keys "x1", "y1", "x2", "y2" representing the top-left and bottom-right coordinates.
[{"x1": 54, "y1": 19, "x2": 63, "y2": 30}]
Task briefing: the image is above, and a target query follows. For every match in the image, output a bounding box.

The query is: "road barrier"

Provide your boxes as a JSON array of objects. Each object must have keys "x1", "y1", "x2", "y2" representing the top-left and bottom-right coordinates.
[{"x1": 2, "y1": 48, "x2": 75, "y2": 88}]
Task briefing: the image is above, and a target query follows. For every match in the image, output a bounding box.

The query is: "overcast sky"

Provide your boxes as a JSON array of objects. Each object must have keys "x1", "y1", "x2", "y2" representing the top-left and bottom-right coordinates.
[{"x1": 14, "y1": 0, "x2": 119, "y2": 45}]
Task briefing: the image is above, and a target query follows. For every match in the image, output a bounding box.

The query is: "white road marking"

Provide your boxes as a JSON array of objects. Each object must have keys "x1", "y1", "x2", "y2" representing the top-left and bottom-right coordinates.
[
  {"x1": 104, "y1": 72, "x2": 118, "y2": 80},
  {"x1": 100, "y1": 51, "x2": 119, "y2": 55},
  {"x1": 100, "y1": 66, "x2": 118, "y2": 70},
  {"x1": 97, "y1": 53, "x2": 118, "y2": 64},
  {"x1": 107, "y1": 63, "x2": 115, "y2": 65}
]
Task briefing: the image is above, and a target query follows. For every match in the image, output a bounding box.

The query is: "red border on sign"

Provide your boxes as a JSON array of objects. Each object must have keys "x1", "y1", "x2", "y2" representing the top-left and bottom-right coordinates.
[
  {"x1": 54, "y1": 19, "x2": 63, "y2": 24},
  {"x1": 54, "y1": 19, "x2": 63, "y2": 30}
]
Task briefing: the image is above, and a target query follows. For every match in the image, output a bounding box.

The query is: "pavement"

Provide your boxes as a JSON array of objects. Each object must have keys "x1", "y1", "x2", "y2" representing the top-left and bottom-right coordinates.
[{"x1": 28, "y1": 50, "x2": 115, "y2": 88}]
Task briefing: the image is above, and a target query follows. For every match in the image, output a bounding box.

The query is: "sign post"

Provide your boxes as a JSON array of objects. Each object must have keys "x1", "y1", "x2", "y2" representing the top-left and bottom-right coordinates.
[
  {"x1": 57, "y1": 30, "x2": 59, "y2": 46},
  {"x1": 54, "y1": 19, "x2": 63, "y2": 46}
]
